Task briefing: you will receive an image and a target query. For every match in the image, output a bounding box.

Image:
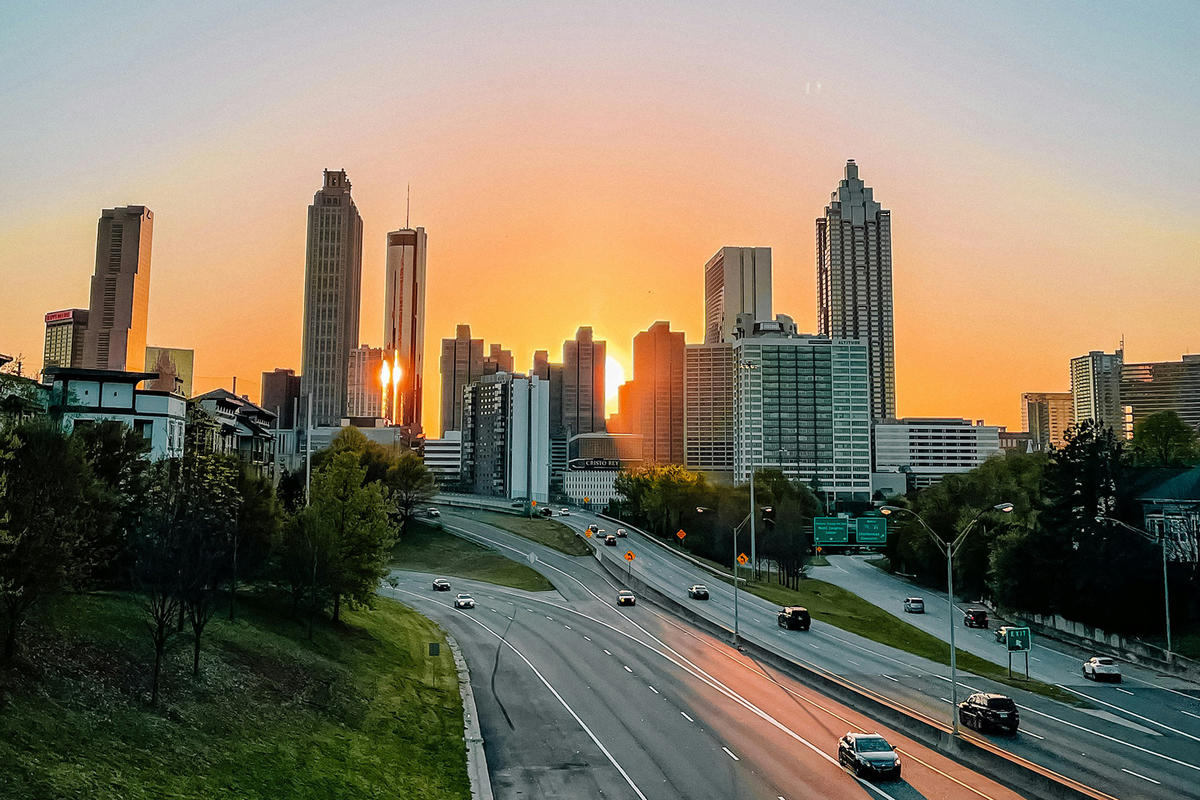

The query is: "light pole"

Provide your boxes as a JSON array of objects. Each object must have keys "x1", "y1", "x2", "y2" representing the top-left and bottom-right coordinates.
[
  {"x1": 697, "y1": 505, "x2": 770, "y2": 646},
  {"x1": 880, "y1": 502, "x2": 1013, "y2": 735},
  {"x1": 739, "y1": 360, "x2": 761, "y2": 579}
]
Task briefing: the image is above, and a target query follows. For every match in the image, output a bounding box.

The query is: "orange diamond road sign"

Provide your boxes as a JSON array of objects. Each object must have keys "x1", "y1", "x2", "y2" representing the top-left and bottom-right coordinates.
[
  {"x1": 624, "y1": 551, "x2": 635, "y2": 561},
  {"x1": 737, "y1": 553, "x2": 749, "y2": 565},
  {"x1": 676, "y1": 529, "x2": 686, "y2": 540},
  {"x1": 585, "y1": 530, "x2": 593, "y2": 538},
  {"x1": 584, "y1": 497, "x2": 590, "y2": 503},
  {"x1": 816, "y1": 546, "x2": 823, "y2": 554},
  {"x1": 531, "y1": 500, "x2": 537, "y2": 506}
]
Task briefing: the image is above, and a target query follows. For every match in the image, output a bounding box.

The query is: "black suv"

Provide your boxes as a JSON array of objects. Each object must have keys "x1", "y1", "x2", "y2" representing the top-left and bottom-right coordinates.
[
  {"x1": 777, "y1": 606, "x2": 811, "y2": 631},
  {"x1": 963, "y1": 608, "x2": 989, "y2": 628},
  {"x1": 958, "y1": 693, "x2": 1019, "y2": 733}
]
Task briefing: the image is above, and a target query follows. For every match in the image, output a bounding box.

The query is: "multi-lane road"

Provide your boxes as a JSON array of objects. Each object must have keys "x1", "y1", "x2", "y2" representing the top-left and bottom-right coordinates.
[{"x1": 399, "y1": 506, "x2": 1199, "y2": 799}]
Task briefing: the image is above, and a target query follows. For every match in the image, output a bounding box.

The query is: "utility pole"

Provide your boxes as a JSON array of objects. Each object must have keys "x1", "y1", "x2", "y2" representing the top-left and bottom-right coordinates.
[{"x1": 304, "y1": 393, "x2": 313, "y2": 506}]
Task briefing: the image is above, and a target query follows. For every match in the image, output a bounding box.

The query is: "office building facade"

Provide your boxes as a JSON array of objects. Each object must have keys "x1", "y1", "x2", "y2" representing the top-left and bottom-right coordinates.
[
  {"x1": 423, "y1": 431, "x2": 463, "y2": 485},
  {"x1": 563, "y1": 326, "x2": 606, "y2": 436},
  {"x1": 300, "y1": 170, "x2": 364, "y2": 426},
  {"x1": 383, "y1": 226, "x2": 427, "y2": 429},
  {"x1": 43, "y1": 309, "x2": 88, "y2": 372},
  {"x1": 684, "y1": 342, "x2": 735, "y2": 476},
  {"x1": 261, "y1": 368, "x2": 302, "y2": 429},
  {"x1": 1121, "y1": 354, "x2": 1200, "y2": 433},
  {"x1": 704, "y1": 247, "x2": 772, "y2": 344},
  {"x1": 460, "y1": 373, "x2": 550, "y2": 502},
  {"x1": 1021, "y1": 391, "x2": 1074, "y2": 450},
  {"x1": 439, "y1": 324, "x2": 485, "y2": 435},
  {"x1": 347, "y1": 345, "x2": 384, "y2": 419},
  {"x1": 626, "y1": 321, "x2": 685, "y2": 464},
  {"x1": 874, "y1": 418, "x2": 1002, "y2": 488},
  {"x1": 817, "y1": 160, "x2": 896, "y2": 420},
  {"x1": 82, "y1": 205, "x2": 153, "y2": 372},
  {"x1": 1070, "y1": 349, "x2": 1124, "y2": 434}
]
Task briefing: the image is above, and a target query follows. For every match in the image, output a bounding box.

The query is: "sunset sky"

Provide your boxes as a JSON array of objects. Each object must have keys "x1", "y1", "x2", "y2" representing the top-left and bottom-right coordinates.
[{"x1": 2, "y1": 2, "x2": 1197, "y2": 435}]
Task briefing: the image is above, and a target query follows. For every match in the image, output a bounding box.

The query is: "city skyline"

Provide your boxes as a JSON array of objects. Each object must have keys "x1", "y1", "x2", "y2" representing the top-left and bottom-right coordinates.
[{"x1": 2, "y1": 4, "x2": 1197, "y2": 437}]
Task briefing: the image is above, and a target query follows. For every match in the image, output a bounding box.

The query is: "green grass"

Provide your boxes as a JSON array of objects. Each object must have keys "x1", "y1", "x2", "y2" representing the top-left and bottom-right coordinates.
[
  {"x1": 470, "y1": 511, "x2": 592, "y2": 556},
  {"x1": 0, "y1": 590, "x2": 470, "y2": 800},
  {"x1": 394, "y1": 520, "x2": 554, "y2": 591}
]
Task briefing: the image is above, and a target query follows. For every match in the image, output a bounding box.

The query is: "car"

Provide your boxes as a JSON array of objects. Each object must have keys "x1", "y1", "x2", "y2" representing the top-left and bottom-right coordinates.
[
  {"x1": 688, "y1": 584, "x2": 710, "y2": 600},
  {"x1": 426, "y1": 507, "x2": 441, "y2": 518},
  {"x1": 453, "y1": 593, "x2": 475, "y2": 609},
  {"x1": 559, "y1": 508, "x2": 570, "y2": 515},
  {"x1": 596, "y1": 528, "x2": 607, "y2": 536},
  {"x1": 1083, "y1": 656, "x2": 1122, "y2": 682},
  {"x1": 994, "y1": 625, "x2": 1015, "y2": 643},
  {"x1": 603, "y1": 534, "x2": 617, "y2": 546},
  {"x1": 777, "y1": 606, "x2": 811, "y2": 631},
  {"x1": 837, "y1": 733, "x2": 901, "y2": 781},
  {"x1": 958, "y1": 693, "x2": 1019, "y2": 733},
  {"x1": 616, "y1": 528, "x2": 628, "y2": 537},
  {"x1": 586, "y1": 524, "x2": 598, "y2": 534},
  {"x1": 964, "y1": 608, "x2": 989, "y2": 628},
  {"x1": 510, "y1": 500, "x2": 524, "y2": 508},
  {"x1": 538, "y1": 506, "x2": 554, "y2": 517},
  {"x1": 616, "y1": 590, "x2": 636, "y2": 607},
  {"x1": 903, "y1": 597, "x2": 925, "y2": 614},
  {"x1": 432, "y1": 578, "x2": 451, "y2": 591}
]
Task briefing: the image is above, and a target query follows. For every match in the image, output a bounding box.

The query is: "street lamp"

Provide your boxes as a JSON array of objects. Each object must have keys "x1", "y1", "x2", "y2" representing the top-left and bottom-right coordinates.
[
  {"x1": 697, "y1": 505, "x2": 771, "y2": 646},
  {"x1": 738, "y1": 360, "x2": 761, "y2": 578},
  {"x1": 880, "y1": 501, "x2": 1013, "y2": 735}
]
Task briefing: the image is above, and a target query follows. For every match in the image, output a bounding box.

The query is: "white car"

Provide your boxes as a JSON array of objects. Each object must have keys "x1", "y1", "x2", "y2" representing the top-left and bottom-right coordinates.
[
  {"x1": 903, "y1": 597, "x2": 924, "y2": 614},
  {"x1": 427, "y1": 507, "x2": 441, "y2": 518},
  {"x1": 616, "y1": 590, "x2": 636, "y2": 607},
  {"x1": 453, "y1": 593, "x2": 476, "y2": 609},
  {"x1": 995, "y1": 625, "x2": 1015, "y2": 643},
  {"x1": 1082, "y1": 656, "x2": 1121, "y2": 682},
  {"x1": 559, "y1": 508, "x2": 570, "y2": 515},
  {"x1": 616, "y1": 528, "x2": 628, "y2": 537}
]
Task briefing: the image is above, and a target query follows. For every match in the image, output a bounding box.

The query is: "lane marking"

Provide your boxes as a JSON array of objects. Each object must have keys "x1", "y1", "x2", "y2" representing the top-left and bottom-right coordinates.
[
  {"x1": 938, "y1": 697, "x2": 951, "y2": 704},
  {"x1": 681, "y1": 711, "x2": 694, "y2": 722},
  {"x1": 564, "y1": 625, "x2": 572, "y2": 630},
  {"x1": 1114, "y1": 687, "x2": 1134, "y2": 696},
  {"x1": 722, "y1": 746, "x2": 739, "y2": 761},
  {"x1": 1022, "y1": 730, "x2": 1045, "y2": 741},
  {"x1": 883, "y1": 674, "x2": 899, "y2": 682},
  {"x1": 1056, "y1": 684, "x2": 1200, "y2": 743},
  {"x1": 1182, "y1": 710, "x2": 1200, "y2": 721},
  {"x1": 603, "y1": 649, "x2": 612, "y2": 655},
  {"x1": 648, "y1": 685, "x2": 659, "y2": 694},
  {"x1": 584, "y1": 636, "x2": 591, "y2": 641},
  {"x1": 624, "y1": 665, "x2": 633, "y2": 673},
  {"x1": 546, "y1": 615, "x2": 554, "y2": 621},
  {"x1": 1120, "y1": 768, "x2": 1161, "y2": 786},
  {"x1": 1017, "y1": 703, "x2": 1200, "y2": 772}
]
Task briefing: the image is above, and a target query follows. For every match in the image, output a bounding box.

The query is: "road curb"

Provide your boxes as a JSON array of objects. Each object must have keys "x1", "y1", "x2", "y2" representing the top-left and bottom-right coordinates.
[{"x1": 446, "y1": 633, "x2": 495, "y2": 800}]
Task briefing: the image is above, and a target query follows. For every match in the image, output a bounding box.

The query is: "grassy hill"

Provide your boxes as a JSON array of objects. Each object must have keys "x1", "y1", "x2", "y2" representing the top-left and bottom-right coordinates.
[{"x1": 0, "y1": 590, "x2": 470, "y2": 800}]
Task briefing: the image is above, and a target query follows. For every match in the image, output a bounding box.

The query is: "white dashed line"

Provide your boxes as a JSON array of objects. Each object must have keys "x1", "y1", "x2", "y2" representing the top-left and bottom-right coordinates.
[
  {"x1": 1115, "y1": 687, "x2": 1134, "y2": 696},
  {"x1": 649, "y1": 685, "x2": 659, "y2": 694},
  {"x1": 810, "y1": 643, "x2": 819, "y2": 649},
  {"x1": 603, "y1": 649, "x2": 612, "y2": 655},
  {"x1": 883, "y1": 674, "x2": 899, "y2": 682},
  {"x1": 546, "y1": 615, "x2": 554, "y2": 621},
  {"x1": 681, "y1": 711, "x2": 694, "y2": 722},
  {"x1": 1120, "y1": 768, "x2": 1161, "y2": 785},
  {"x1": 1022, "y1": 730, "x2": 1045, "y2": 740},
  {"x1": 564, "y1": 625, "x2": 571, "y2": 630},
  {"x1": 722, "y1": 746, "x2": 739, "y2": 761},
  {"x1": 1182, "y1": 710, "x2": 1200, "y2": 721},
  {"x1": 938, "y1": 697, "x2": 951, "y2": 704},
  {"x1": 847, "y1": 659, "x2": 860, "y2": 666},
  {"x1": 584, "y1": 636, "x2": 591, "y2": 641},
  {"x1": 624, "y1": 665, "x2": 633, "y2": 673}
]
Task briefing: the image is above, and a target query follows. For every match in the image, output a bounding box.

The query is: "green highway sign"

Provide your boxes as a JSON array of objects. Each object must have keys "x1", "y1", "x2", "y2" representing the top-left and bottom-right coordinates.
[
  {"x1": 856, "y1": 517, "x2": 887, "y2": 544},
  {"x1": 813, "y1": 517, "x2": 850, "y2": 545},
  {"x1": 1006, "y1": 627, "x2": 1032, "y2": 653}
]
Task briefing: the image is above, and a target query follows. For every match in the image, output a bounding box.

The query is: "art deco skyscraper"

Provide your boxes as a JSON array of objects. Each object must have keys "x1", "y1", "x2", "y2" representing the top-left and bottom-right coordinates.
[
  {"x1": 82, "y1": 205, "x2": 153, "y2": 371},
  {"x1": 817, "y1": 160, "x2": 896, "y2": 420},
  {"x1": 383, "y1": 226, "x2": 426, "y2": 429},
  {"x1": 563, "y1": 326, "x2": 606, "y2": 436},
  {"x1": 300, "y1": 170, "x2": 363, "y2": 426}
]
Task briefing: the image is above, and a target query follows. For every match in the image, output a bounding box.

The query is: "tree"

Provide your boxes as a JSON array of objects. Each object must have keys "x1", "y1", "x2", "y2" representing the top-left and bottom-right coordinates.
[
  {"x1": 1130, "y1": 411, "x2": 1200, "y2": 467},
  {"x1": 385, "y1": 451, "x2": 437, "y2": 535},
  {"x1": 133, "y1": 461, "x2": 185, "y2": 705},
  {"x1": 227, "y1": 465, "x2": 282, "y2": 620},
  {"x1": 74, "y1": 420, "x2": 152, "y2": 587},
  {"x1": 275, "y1": 506, "x2": 335, "y2": 637}
]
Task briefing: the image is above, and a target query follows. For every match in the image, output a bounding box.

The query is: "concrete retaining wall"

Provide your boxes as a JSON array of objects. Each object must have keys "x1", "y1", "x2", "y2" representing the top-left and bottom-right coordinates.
[
  {"x1": 1017, "y1": 612, "x2": 1200, "y2": 682},
  {"x1": 446, "y1": 633, "x2": 495, "y2": 800}
]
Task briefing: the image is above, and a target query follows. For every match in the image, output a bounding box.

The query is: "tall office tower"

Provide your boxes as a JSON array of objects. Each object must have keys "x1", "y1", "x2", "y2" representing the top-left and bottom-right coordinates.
[
  {"x1": 608, "y1": 380, "x2": 636, "y2": 433},
  {"x1": 300, "y1": 169, "x2": 364, "y2": 426},
  {"x1": 347, "y1": 346, "x2": 384, "y2": 418},
  {"x1": 383, "y1": 226, "x2": 426, "y2": 428},
  {"x1": 82, "y1": 205, "x2": 153, "y2": 371},
  {"x1": 1122, "y1": 355, "x2": 1200, "y2": 434},
  {"x1": 1021, "y1": 391, "x2": 1074, "y2": 450},
  {"x1": 460, "y1": 373, "x2": 550, "y2": 502},
  {"x1": 261, "y1": 368, "x2": 302, "y2": 428},
  {"x1": 1070, "y1": 349, "x2": 1124, "y2": 434},
  {"x1": 733, "y1": 314, "x2": 871, "y2": 499},
  {"x1": 817, "y1": 160, "x2": 896, "y2": 420},
  {"x1": 684, "y1": 342, "x2": 735, "y2": 475},
  {"x1": 439, "y1": 324, "x2": 484, "y2": 435},
  {"x1": 703, "y1": 247, "x2": 772, "y2": 344},
  {"x1": 562, "y1": 326, "x2": 606, "y2": 436},
  {"x1": 482, "y1": 343, "x2": 514, "y2": 375},
  {"x1": 627, "y1": 321, "x2": 685, "y2": 465},
  {"x1": 43, "y1": 309, "x2": 89, "y2": 372}
]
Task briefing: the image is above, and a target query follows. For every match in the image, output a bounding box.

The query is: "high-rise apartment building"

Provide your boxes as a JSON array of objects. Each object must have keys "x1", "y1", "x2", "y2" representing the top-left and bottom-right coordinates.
[
  {"x1": 1121, "y1": 355, "x2": 1200, "y2": 434},
  {"x1": 82, "y1": 205, "x2": 153, "y2": 371},
  {"x1": 704, "y1": 247, "x2": 772, "y2": 344},
  {"x1": 261, "y1": 368, "x2": 302, "y2": 428},
  {"x1": 383, "y1": 227, "x2": 426, "y2": 429},
  {"x1": 1021, "y1": 391, "x2": 1074, "y2": 450},
  {"x1": 300, "y1": 169, "x2": 364, "y2": 426},
  {"x1": 460, "y1": 373, "x2": 550, "y2": 502},
  {"x1": 439, "y1": 324, "x2": 484, "y2": 435},
  {"x1": 1070, "y1": 349, "x2": 1124, "y2": 434},
  {"x1": 684, "y1": 342, "x2": 735, "y2": 475},
  {"x1": 624, "y1": 321, "x2": 685, "y2": 465},
  {"x1": 347, "y1": 346, "x2": 384, "y2": 418},
  {"x1": 563, "y1": 326, "x2": 606, "y2": 436},
  {"x1": 733, "y1": 314, "x2": 872, "y2": 498},
  {"x1": 43, "y1": 309, "x2": 89, "y2": 372},
  {"x1": 817, "y1": 160, "x2": 896, "y2": 420}
]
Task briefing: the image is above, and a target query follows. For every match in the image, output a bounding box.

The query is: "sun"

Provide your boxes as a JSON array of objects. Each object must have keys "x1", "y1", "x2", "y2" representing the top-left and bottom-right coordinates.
[{"x1": 605, "y1": 355, "x2": 625, "y2": 410}]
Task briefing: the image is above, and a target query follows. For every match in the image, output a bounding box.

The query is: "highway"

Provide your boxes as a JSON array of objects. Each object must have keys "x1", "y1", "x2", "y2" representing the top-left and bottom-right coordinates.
[{"x1": 432, "y1": 505, "x2": 1200, "y2": 800}]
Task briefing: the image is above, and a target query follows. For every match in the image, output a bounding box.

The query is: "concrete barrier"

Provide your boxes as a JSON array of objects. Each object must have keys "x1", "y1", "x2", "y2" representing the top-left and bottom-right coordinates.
[
  {"x1": 446, "y1": 633, "x2": 495, "y2": 800},
  {"x1": 594, "y1": 553, "x2": 1113, "y2": 800}
]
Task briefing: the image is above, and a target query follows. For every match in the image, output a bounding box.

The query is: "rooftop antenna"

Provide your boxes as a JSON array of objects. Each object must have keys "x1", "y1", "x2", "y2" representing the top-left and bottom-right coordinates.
[{"x1": 406, "y1": 183, "x2": 411, "y2": 229}]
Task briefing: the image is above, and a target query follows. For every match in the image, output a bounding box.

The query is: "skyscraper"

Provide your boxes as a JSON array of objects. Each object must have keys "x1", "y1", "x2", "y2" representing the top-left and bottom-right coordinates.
[
  {"x1": 261, "y1": 368, "x2": 302, "y2": 428},
  {"x1": 1071, "y1": 349, "x2": 1124, "y2": 434},
  {"x1": 300, "y1": 169, "x2": 364, "y2": 426},
  {"x1": 627, "y1": 321, "x2": 685, "y2": 465},
  {"x1": 43, "y1": 309, "x2": 88, "y2": 372},
  {"x1": 817, "y1": 160, "x2": 896, "y2": 420},
  {"x1": 482, "y1": 343, "x2": 514, "y2": 375},
  {"x1": 1121, "y1": 354, "x2": 1200, "y2": 434},
  {"x1": 82, "y1": 205, "x2": 153, "y2": 371},
  {"x1": 684, "y1": 342, "x2": 735, "y2": 475},
  {"x1": 704, "y1": 247, "x2": 772, "y2": 344},
  {"x1": 439, "y1": 324, "x2": 484, "y2": 435},
  {"x1": 563, "y1": 326, "x2": 606, "y2": 436},
  {"x1": 383, "y1": 226, "x2": 426, "y2": 429},
  {"x1": 347, "y1": 345, "x2": 384, "y2": 418},
  {"x1": 1021, "y1": 391, "x2": 1074, "y2": 450}
]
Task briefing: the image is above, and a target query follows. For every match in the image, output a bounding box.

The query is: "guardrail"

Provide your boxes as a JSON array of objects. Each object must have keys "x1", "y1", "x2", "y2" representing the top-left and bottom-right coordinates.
[{"x1": 596, "y1": 512, "x2": 744, "y2": 584}]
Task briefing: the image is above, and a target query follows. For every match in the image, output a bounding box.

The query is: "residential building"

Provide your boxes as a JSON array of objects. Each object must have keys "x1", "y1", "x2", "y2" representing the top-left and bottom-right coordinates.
[
  {"x1": 1132, "y1": 467, "x2": 1200, "y2": 563},
  {"x1": 460, "y1": 373, "x2": 550, "y2": 502},
  {"x1": 732, "y1": 314, "x2": 872, "y2": 499},
  {"x1": 144, "y1": 346, "x2": 194, "y2": 396},
  {"x1": 998, "y1": 427, "x2": 1035, "y2": 454},
  {"x1": 874, "y1": 417, "x2": 1002, "y2": 489},
  {"x1": 1022, "y1": 391, "x2": 1074, "y2": 450},
  {"x1": 439, "y1": 324, "x2": 484, "y2": 435},
  {"x1": 704, "y1": 247, "x2": 772, "y2": 344},
  {"x1": 261, "y1": 368, "x2": 302, "y2": 429},
  {"x1": 423, "y1": 431, "x2": 463, "y2": 485},
  {"x1": 300, "y1": 169, "x2": 364, "y2": 426},
  {"x1": 82, "y1": 205, "x2": 153, "y2": 372},
  {"x1": 0, "y1": 374, "x2": 47, "y2": 432},
  {"x1": 684, "y1": 342, "x2": 735, "y2": 477},
  {"x1": 817, "y1": 160, "x2": 896, "y2": 420},
  {"x1": 563, "y1": 326, "x2": 606, "y2": 436},
  {"x1": 1121, "y1": 354, "x2": 1200, "y2": 434},
  {"x1": 383, "y1": 226, "x2": 426, "y2": 429},
  {"x1": 44, "y1": 367, "x2": 185, "y2": 459},
  {"x1": 42, "y1": 309, "x2": 88, "y2": 372},
  {"x1": 1071, "y1": 349, "x2": 1124, "y2": 434},
  {"x1": 193, "y1": 388, "x2": 277, "y2": 474},
  {"x1": 347, "y1": 345, "x2": 384, "y2": 418}
]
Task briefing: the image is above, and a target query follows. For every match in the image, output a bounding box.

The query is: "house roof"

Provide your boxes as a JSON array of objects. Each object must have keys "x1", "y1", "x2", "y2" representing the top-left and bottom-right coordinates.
[{"x1": 1134, "y1": 466, "x2": 1200, "y2": 502}]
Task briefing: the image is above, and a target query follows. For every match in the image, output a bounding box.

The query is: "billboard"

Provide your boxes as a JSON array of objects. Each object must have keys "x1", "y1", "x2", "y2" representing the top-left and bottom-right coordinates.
[
  {"x1": 855, "y1": 517, "x2": 888, "y2": 544},
  {"x1": 813, "y1": 517, "x2": 850, "y2": 545},
  {"x1": 145, "y1": 346, "x2": 195, "y2": 397}
]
